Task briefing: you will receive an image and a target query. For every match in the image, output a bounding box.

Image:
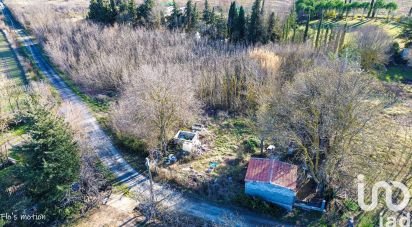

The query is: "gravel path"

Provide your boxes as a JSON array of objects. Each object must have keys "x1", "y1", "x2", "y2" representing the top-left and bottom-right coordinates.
[{"x1": 0, "y1": 2, "x2": 289, "y2": 226}]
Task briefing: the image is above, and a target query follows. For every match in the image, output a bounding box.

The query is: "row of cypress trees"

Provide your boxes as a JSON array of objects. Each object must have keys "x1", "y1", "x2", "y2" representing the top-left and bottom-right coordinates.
[{"x1": 87, "y1": 0, "x2": 284, "y2": 45}]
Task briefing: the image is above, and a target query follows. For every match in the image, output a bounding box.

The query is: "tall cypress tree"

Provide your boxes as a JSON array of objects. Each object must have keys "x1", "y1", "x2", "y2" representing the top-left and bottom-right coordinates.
[
  {"x1": 191, "y1": 4, "x2": 199, "y2": 32},
  {"x1": 283, "y1": 8, "x2": 297, "y2": 42},
  {"x1": 260, "y1": 0, "x2": 268, "y2": 43},
  {"x1": 184, "y1": 0, "x2": 193, "y2": 31},
  {"x1": 183, "y1": 1, "x2": 199, "y2": 32},
  {"x1": 248, "y1": 0, "x2": 265, "y2": 44},
  {"x1": 88, "y1": 0, "x2": 109, "y2": 23},
  {"x1": 137, "y1": 0, "x2": 156, "y2": 28},
  {"x1": 108, "y1": 0, "x2": 118, "y2": 24},
  {"x1": 214, "y1": 11, "x2": 227, "y2": 40},
  {"x1": 234, "y1": 6, "x2": 246, "y2": 42},
  {"x1": 167, "y1": 0, "x2": 182, "y2": 30},
  {"x1": 88, "y1": 0, "x2": 99, "y2": 21},
  {"x1": 203, "y1": 0, "x2": 212, "y2": 24},
  {"x1": 227, "y1": 2, "x2": 238, "y2": 39},
  {"x1": 127, "y1": 0, "x2": 137, "y2": 24},
  {"x1": 267, "y1": 12, "x2": 279, "y2": 42},
  {"x1": 238, "y1": 7, "x2": 247, "y2": 40}
]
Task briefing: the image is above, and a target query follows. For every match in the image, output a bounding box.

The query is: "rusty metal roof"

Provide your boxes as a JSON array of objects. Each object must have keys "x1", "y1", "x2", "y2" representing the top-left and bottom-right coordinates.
[{"x1": 245, "y1": 158, "x2": 298, "y2": 191}]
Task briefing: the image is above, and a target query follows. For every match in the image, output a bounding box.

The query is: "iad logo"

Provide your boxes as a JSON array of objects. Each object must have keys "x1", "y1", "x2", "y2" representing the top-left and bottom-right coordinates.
[
  {"x1": 357, "y1": 174, "x2": 411, "y2": 227},
  {"x1": 357, "y1": 174, "x2": 411, "y2": 212}
]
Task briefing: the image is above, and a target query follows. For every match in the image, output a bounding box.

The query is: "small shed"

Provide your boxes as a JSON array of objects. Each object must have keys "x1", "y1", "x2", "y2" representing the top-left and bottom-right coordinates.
[
  {"x1": 245, "y1": 158, "x2": 298, "y2": 211},
  {"x1": 174, "y1": 130, "x2": 201, "y2": 152}
]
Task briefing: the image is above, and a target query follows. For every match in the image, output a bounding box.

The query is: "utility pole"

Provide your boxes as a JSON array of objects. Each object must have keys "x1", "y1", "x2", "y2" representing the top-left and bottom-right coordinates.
[{"x1": 145, "y1": 157, "x2": 155, "y2": 219}]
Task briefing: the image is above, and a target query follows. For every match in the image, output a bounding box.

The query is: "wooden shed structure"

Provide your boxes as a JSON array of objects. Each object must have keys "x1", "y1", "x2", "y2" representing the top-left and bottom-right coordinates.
[{"x1": 245, "y1": 158, "x2": 298, "y2": 211}]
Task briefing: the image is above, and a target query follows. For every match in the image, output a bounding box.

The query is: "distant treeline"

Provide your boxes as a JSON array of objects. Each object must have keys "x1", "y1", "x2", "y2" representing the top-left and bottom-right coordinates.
[
  {"x1": 88, "y1": 0, "x2": 398, "y2": 47},
  {"x1": 88, "y1": 0, "x2": 290, "y2": 44}
]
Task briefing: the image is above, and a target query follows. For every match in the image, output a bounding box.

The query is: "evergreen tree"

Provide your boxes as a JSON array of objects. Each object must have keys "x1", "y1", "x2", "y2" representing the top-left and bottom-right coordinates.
[
  {"x1": 297, "y1": 0, "x2": 316, "y2": 42},
  {"x1": 88, "y1": 0, "x2": 107, "y2": 23},
  {"x1": 127, "y1": 0, "x2": 137, "y2": 23},
  {"x1": 137, "y1": 0, "x2": 156, "y2": 28},
  {"x1": 248, "y1": 0, "x2": 265, "y2": 44},
  {"x1": 203, "y1": 0, "x2": 212, "y2": 23},
  {"x1": 267, "y1": 12, "x2": 280, "y2": 42},
  {"x1": 108, "y1": 0, "x2": 118, "y2": 24},
  {"x1": 22, "y1": 106, "x2": 80, "y2": 219},
  {"x1": 371, "y1": 0, "x2": 385, "y2": 18},
  {"x1": 260, "y1": 0, "x2": 267, "y2": 41},
  {"x1": 234, "y1": 6, "x2": 246, "y2": 42},
  {"x1": 184, "y1": 0, "x2": 199, "y2": 32},
  {"x1": 88, "y1": 0, "x2": 99, "y2": 21},
  {"x1": 167, "y1": 0, "x2": 183, "y2": 30},
  {"x1": 191, "y1": 4, "x2": 200, "y2": 32},
  {"x1": 213, "y1": 10, "x2": 227, "y2": 40},
  {"x1": 210, "y1": 7, "x2": 217, "y2": 25},
  {"x1": 283, "y1": 6, "x2": 297, "y2": 43},
  {"x1": 227, "y1": 2, "x2": 238, "y2": 39},
  {"x1": 87, "y1": 0, "x2": 117, "y2": 24}
]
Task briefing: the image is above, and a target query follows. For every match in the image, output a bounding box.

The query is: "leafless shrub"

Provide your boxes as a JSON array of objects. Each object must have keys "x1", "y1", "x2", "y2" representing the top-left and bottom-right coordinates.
[
  {"x1": 6, "y1": 4, "x2": 270, "y2": 114},
  {"x1": 352, "y1": 25, "x2": 393, "y2": 71},
  {"x1": 263, "y1": 43, "x2": 321, "y2": 81}
]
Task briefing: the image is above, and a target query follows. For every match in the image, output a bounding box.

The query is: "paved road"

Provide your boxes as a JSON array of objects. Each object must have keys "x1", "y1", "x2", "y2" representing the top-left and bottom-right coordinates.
[{"x1": 0, "y1": 3, "x2": 289, "y2": 226}]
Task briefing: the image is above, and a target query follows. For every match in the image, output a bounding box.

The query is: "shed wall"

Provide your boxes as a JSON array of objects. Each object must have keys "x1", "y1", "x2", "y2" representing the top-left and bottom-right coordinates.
[{"x1": 245, "y1": 181, "x2": 296, "y2": 211}]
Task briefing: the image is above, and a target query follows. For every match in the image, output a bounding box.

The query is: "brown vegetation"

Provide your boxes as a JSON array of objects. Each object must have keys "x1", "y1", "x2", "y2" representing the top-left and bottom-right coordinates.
[
  {"x1": 352, "y1": 25, "x2": 393, "y2": 71},
  {"x1": 4, "y1": 1, "x2": 412, "y2": 225}
]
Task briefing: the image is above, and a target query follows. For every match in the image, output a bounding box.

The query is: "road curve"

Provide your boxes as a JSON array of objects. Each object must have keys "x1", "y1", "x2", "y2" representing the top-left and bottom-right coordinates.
[{"x1": 0, "y1": 3, "x2": 289, "y2": 226}]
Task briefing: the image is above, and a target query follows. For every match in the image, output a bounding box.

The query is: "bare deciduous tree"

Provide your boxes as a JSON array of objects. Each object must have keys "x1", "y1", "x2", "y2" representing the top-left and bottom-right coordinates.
[
  {"x1": 259, "y1": 61, "x2": 392, "y2": 191},
  {"x1": 111, "y1": 65, "x2": 201, "y2": 152}
]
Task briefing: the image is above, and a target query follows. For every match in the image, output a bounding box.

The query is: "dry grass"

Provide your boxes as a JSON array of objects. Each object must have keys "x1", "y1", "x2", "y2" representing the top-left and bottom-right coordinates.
[
  {"x1": 154, "y1": 117, "x2": 258, "y2": 203},
  {"x1": 4, "y1": 0, "x2": 88, "y2": 21},
  {"x1": 249, "y1": 49, "x2": 281, "y2": 72}
]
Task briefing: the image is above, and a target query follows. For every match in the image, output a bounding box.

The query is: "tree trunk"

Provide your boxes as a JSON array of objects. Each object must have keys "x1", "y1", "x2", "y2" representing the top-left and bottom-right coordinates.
[
  {"x1": 260, "y1": 138, "x2": 264, "y2": 155},
  {"x1": 315, "y1": 10, "x2": 324, "y2": 48},
  {"x1": 338, "y1": 23, "x2": 348, "y2": 51},
  {"x1": 323, "y1": 26, "x2": 330, "y2": 49},
  {"x1": 367, "y1": 0, "x2": 375, "y2": 17},
  {"x1": 303, "y1": 11, "x2": 311, "y2": 42},
  {"x1": 345, "y1": 0, "x2": 352, "y2": 19},
  {"x1": 409, "y1": 7, "x2": 412, "y2": 17},
  {"x1": 372, "y1": 7, "x2": 377, "y2": 18}
]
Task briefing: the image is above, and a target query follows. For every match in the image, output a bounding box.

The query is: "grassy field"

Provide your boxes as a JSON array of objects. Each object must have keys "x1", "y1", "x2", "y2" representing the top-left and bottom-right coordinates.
[
  {"x1": 0, "y1": 31, "x2": 25, "y2": 84},
  {"x1": 0, "y1": 29, "x2": 32, "y2": 226},
  {"x1": 384, "y1": 66, "x2": 412, "y2": 81}
]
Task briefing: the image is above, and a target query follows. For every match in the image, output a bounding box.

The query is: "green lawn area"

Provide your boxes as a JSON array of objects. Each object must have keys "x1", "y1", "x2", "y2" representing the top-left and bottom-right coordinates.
[
  {"x1": 302, "y1": 17, "x2": 404, "y2": 47},
  {"x1": 383, "y1": 66, "x2": 412, "y2": 82},
  {"x1": 0, "y1": 31, "x2": 26, "y2": 84},
  {"x1": 0, "y1": 147, "x2": 34, "y2": 226}
]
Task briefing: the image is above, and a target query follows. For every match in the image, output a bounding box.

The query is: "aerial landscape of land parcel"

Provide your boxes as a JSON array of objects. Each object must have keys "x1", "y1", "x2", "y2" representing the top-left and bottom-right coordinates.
[{"x1": 0, "y1": 0, "x2": 412, "y2": 226}]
